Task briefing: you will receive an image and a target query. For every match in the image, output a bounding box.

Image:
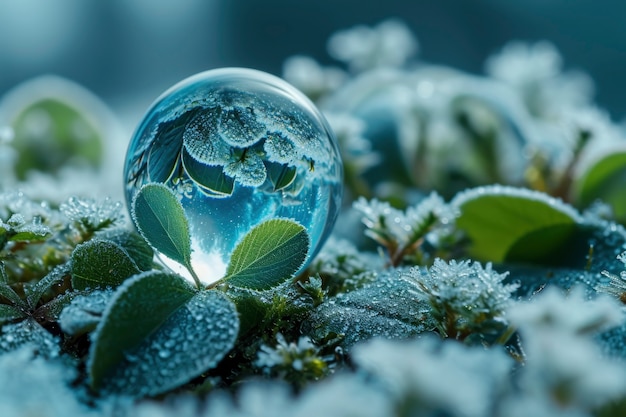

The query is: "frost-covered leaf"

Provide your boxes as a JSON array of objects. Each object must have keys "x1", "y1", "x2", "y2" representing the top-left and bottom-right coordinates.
[
  {"x1": 224, "y1": 150, "x2": 267, "y2": 186},
  {"x1": 505, "y1": 219, "x2": 626, "y2": 297},
  {"x1": 132, "y1": 183, "x2": 193, "y2": 272},
  {"x1": 0, "y1": 282, "x2": 27, "y2": 310},
  {"x1": 223, "y1": 219, "x2": 309, "y2": 290},
  {"x1": 89, "y1": 271, "x2": 239, "y2": 396},
  {"x1": 264, "y1": 132, "x2": 299, "y2": 164},
  {"x1": 25, "y1": 263, "x2": 70, "y2": 308},
  {"x1": 574, "y1": 148, "x2": 626, "y2": 223},
  {"x1": 303, "y1": 269, "x2": 432, "y2": 350},
  {"x1": 89, "y1": 271, "x2": 196, "y2": 391},
  {"x1": 0, "y1": 304, "x2": 26, "y2": 324},
  {"x1": 182, "y1": 146, "x2": 234, "y2": 197},
  {"x1": 60, "y1": 196, "x2": 124, "y2": 231},
  {"x1": 96, "y1": 229, "x2": 154, "y2": 271},
  {"x1": 453, "y1": 186, "x2": 579, "y2": 263},
  {"x1": 59, "y1": 289, "x2": 113, "y2": 336},
  {"x1": 218, "y1": 106, "x2": 267, "y2": 147},
  {"x1": 183, "y1": 110, "x2": 232, "y2": 165},
  {"x1": 71, "y1": 240, "x2": 140, "y2": 290},
  {"x1": 0, "y1": 319, "x2": 59, "y2": 357}
]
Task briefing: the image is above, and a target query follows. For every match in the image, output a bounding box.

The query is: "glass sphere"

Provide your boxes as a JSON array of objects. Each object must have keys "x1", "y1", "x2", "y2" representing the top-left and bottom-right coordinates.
[{"x1": 124, "y1": 68, "x2": 343, "y2": 283}]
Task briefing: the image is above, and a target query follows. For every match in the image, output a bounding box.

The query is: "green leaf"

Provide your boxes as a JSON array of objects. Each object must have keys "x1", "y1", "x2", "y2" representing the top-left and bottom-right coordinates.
[
  {"x1": 452, "y1": 186, "x2": 578, "y2": 263},
  {"x1": 303, "y1": 270, "x2": 431, "y2": 350},
  {"x1": 0, "y1": 283, "x2": 26, "y2": 310},
  {"x1": 10, "y1": 230, "x2": 49, "y2": 243},
  {"x1": 7, "y1": 77, "x2": 106, "y2": 180},
  {"x1": 0, "y1": 304, "x2": 26, "y2": 324},
  {"x1": 89, "y1": 271, "x2": 239, "y2": 396},
  {"x1": 182, "y1": 147, "x2": 234, "y2": 197},
  {"x1": 146, "y1": 108, "x2": 202, "y2": 183},
  {"x1": 131, "y1": 183, "x2": 193, "y2": 273},
  {"x1": 71, "y1": 240, "x2": 140, "y2": 290},
  {"x1": 223, "y1": 219, "x2": 309, "y2": 290},
  {"x1": 58, "y1": 289, "x2": 112, "y2": 336},
  {"x1": 88, "y1": 271, "x2": 195, "y2": 390},
  {"x1": 25, "y1": 263, "x2": 70, "y2": 308},
  {"x1": 96, "y1": 229, "x2": 154, "y2": 271},
  {"x1": 265, "y1": 161, "x2": 297, "y2": 191},
  {"x1": 574, "y1": 149, "x2": 626, "y2": 223}
]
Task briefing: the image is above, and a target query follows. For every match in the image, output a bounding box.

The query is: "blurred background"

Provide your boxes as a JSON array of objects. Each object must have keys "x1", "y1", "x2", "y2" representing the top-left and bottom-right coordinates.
[{"x1": 2, "y1": 0, "x2": 626, "y2": 130}]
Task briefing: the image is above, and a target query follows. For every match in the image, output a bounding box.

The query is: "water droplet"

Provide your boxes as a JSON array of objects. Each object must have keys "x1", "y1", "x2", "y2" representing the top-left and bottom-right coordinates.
[{"x1": 124, "y1": 68, "x2": 343, "y2": 283}]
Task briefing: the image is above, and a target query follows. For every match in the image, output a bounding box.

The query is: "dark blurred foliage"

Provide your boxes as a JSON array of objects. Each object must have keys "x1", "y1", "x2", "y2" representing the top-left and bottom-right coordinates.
[{"x1": 1, "y1": 0, "x2": 626, "y2": 117}]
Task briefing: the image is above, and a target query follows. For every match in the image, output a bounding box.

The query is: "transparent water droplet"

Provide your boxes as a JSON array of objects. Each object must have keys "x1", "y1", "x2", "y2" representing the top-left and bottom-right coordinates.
[{"x1": 124, "y1": 68, "x2": 343, "y2": 283}]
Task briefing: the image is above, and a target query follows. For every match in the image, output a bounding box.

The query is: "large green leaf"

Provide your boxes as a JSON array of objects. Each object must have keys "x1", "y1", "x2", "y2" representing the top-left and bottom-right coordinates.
[
  {"x1": 89, "y1": 271, "x2": 238, "y2": 396},
  {"x1": 222, "y1": 219, "x2": 309, "y2": 290},
  {"x1": 71, "y1": 240, "x2": 140, "y2": 290},
  {"x1": 452, "y1": 186, "x2": 579, "y2": 263},
  {"x1": 574, "y1": 149, "x2": 626, "y2": 223},
  {"x1": 131, "y1": 183, "x2": 193, "y2": 275}
]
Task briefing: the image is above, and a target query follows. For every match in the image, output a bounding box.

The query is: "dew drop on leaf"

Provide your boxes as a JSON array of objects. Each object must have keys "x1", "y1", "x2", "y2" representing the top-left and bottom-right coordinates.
[{"x1": 124, "y1": 68, "x2": 343, "y2": 283}]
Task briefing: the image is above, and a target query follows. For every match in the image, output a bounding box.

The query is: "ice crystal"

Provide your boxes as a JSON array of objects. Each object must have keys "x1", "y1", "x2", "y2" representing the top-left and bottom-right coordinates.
[
  {"x1": 599, "y1": 252, "x2": 626, "y2": 303},
  {"x1": 327, "y1": 19, "x2": 418, "y2": 72}
]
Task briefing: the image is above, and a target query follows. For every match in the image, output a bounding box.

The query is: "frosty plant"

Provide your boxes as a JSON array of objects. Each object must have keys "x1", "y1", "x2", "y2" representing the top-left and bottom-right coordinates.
[{"x1": 79, "y1": 182, "x2": 310, "y2": 395}]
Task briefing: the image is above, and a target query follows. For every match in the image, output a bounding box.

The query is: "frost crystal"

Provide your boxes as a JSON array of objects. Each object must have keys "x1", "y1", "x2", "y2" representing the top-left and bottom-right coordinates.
[{"x1": 599, "y1": 252, "x2": 626, "y2": 302}]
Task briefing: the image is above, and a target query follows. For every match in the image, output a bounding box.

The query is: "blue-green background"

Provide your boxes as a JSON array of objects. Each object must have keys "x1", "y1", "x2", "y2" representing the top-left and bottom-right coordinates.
[{"x1": 1, "y1": 0, "x2": 625, "y2": 119}]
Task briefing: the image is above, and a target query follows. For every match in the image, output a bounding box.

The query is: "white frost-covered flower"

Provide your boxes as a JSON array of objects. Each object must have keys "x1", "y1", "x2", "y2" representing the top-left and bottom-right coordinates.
[
  {"x1": 485, "y1": 41, "x2": 593, "y2": 117},
  {"x1": 327, "y1": 19, "x2": 418, "y2": 72},
  {"x1": 508, "y1": 286, "x2": 626, "y2": 410},
  {"x1": 282, "y1": 56, "x2": 347, "y2": 101},
  {"x1": 353, "y1": 335, "x2": 512, "y2": 417}
]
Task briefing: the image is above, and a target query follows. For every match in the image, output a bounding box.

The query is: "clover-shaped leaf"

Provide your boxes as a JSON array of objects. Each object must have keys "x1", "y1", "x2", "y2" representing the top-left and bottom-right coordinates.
[
  {"x1": 132, "y1": 183, "x2": 200, "y2": 286},
  {"x1": 88, "y1": 271, "x2": 238, "y2": 396},
  {"x1": 221, "y1": 218, "x2": 309, "y2": 291}
]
